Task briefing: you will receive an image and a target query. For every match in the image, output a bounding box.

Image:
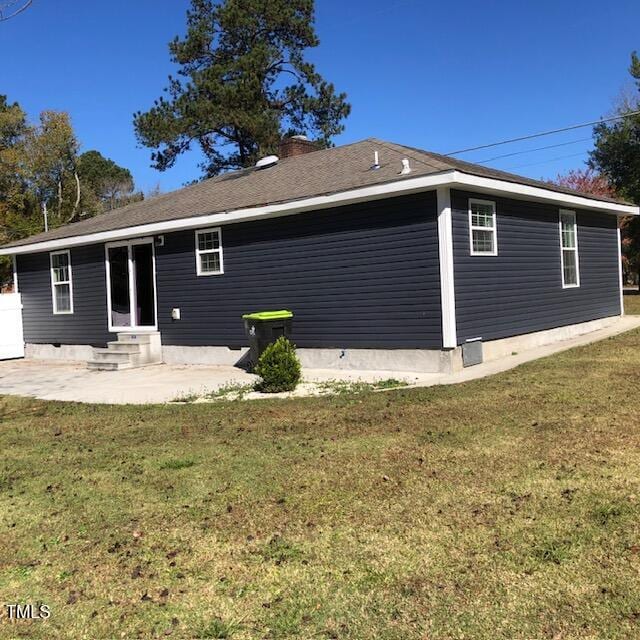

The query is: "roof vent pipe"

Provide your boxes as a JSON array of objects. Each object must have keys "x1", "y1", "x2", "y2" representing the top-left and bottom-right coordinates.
[
  {"x1": 371, "y1": 150, "x2": 380, "y2": 170},
  {"x1": 255, "y1": 155, "x2": 279, "y2": 169},
  {"x1": 400, "y1": 158, "x2": 412, "y2": 175}
]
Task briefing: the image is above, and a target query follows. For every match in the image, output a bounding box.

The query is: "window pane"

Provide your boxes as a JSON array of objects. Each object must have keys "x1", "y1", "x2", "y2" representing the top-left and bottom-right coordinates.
[
  {"x1": 563, "y1": 250, "x2": 578, "y2": 286},
  {"x1": 52, "y1": 253, "x2": 69, "y2": 282},
  {"x1": 472, "y1": 229, "x2": 494, "y2": 253},
  {"x1": 55, "y1": 283, "x2": 71, "y2": 312},
  {"x1": 560, "y1": 214, "x2": 576, "y2": 248},
  {"x1": 200, "y1": 252, "x2": 220, "y2": 273},
  {"x1": 471, "y1": 203, "x2": 494, "y2": 228},
  {"x1": 198, "y1": 231, "x2": 219, "y2": 251}
]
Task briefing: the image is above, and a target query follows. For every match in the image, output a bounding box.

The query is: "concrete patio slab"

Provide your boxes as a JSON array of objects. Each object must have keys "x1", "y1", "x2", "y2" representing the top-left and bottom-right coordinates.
[{"x1": 0, "y1": 315, "x2": 638, "y2": 404}]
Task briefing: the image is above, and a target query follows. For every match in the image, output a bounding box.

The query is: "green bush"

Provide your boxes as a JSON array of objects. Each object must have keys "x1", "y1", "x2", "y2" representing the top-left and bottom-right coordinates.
[{"x1": 254, "y1": 337, "x2": 301, "y2": 393}]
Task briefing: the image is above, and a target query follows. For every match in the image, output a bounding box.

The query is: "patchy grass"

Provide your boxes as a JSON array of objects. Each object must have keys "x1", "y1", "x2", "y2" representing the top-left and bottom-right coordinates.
[
  {"x1": 313, "y1": 377, "x2": 409, "y2": 396},
  {"x1": 205, "y1": 382, "x2": 255, "y2": 401},
  {"x1": 625, "y1": 291, "x2": 640, "y2": 315},
  {"x1": 2, "y1": 329, "x2": 640, "y2": 638},
  {"x1": 158, "y1": 458, "x2": 197, "y2": 471}
]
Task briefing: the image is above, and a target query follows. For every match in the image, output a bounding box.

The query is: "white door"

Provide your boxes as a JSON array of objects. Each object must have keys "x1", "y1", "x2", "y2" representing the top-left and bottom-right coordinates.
[
  {"x1": 0, "y1": 293, "x2": 25, "y2": 359},
  {"x1": 105, "y1": 238, "x2": 158, "y2": 333}
]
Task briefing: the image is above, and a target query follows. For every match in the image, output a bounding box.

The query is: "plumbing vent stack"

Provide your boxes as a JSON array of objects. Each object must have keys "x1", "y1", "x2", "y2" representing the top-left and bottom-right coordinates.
[
  {"x1": 372, "y1": 150, "x2": 380, "y2": 170},
  {"x1": 400, "y1": 158, "x2": 412, "y2": 175}
]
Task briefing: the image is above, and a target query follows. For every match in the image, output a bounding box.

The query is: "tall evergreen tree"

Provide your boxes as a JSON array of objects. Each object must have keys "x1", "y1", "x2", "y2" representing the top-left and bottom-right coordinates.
[
  {"x1": 133, "y1": 0, "x2": 350, "y2": 178},
  {"x1": 590, "y1": 51, "x2": 640, "y2": 286}
]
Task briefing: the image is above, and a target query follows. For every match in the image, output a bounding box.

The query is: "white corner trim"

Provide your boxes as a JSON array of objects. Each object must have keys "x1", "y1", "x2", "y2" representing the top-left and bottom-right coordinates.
[
  {"x1": 12, "y1": 255, "x2": 18, "y2": 292},
  {"x1": 437, "y1": 187, "x2": 457, "y2": 348},
  {"x1": 1, "y1": 169, "x2": 638, "y2": 257},
  {"x1": 617, "y1": 226, "x2": 624, "y2": 316}
]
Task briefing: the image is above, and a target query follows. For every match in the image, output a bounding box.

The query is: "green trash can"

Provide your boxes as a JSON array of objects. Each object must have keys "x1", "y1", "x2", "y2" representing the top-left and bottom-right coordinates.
[{"x1": 242, "y1": 310, "x2": 293, "y2": 369}]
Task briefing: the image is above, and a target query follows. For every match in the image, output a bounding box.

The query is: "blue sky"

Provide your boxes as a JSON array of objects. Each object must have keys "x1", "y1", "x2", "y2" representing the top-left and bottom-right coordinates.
[{"x1": 1, "y1": 0, "x2": 638, "y2": 193}]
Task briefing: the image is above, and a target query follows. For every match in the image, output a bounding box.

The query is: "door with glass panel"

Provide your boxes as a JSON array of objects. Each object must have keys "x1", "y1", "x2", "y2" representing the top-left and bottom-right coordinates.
[{"x1": 106, "y1": 239, "x2": 157, "y2": 331}]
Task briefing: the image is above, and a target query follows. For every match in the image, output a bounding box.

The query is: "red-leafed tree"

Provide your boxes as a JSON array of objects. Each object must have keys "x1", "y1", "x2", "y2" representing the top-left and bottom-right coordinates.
[
  {"x1": 550, "y1": 168, "x2": 617, "y2": 198},
  {"x1": 551, "y1": 168, "x2": 638, "y2": 287}
]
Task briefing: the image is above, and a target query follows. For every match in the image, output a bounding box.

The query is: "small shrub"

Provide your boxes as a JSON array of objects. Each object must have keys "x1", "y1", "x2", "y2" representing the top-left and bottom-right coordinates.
[{"x1": 254, "y1": 337, "x2": 301, "y2": 393}]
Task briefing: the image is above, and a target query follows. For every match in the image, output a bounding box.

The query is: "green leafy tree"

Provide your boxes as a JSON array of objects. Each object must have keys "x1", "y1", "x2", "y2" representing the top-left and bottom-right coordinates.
[
  {"x1": 134, "y1": 0, "x2": 350, "y2": 177},
  {"x1": 0, "y1": 96, "x2": 141, "y2": 286},
  {"x1": 77, "y1": 150, "x2": 142, "y2": 213},
  {"x1": 23, "y1": 110, "x2": 82, "y2": 228},
  {"x1": 590, "y1": 51, "x2": 640, "y2": 286}
]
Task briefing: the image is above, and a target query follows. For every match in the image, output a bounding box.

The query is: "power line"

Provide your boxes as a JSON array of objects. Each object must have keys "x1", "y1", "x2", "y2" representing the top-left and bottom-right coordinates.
[
  {"x1": 445, "y1": 110, "x2": 640, "y2": 156},
  {"x1": 476, "y1": 137, "x2": 593, "y2": 164},
  {"x1": 504, "y1": 151, "x2": 589, "y2": 171}
]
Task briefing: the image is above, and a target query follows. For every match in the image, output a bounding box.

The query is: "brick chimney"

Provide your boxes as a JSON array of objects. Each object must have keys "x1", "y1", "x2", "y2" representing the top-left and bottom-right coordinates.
[{"x1": 278, "y1": 135, "x2": 318, "y2": 158}]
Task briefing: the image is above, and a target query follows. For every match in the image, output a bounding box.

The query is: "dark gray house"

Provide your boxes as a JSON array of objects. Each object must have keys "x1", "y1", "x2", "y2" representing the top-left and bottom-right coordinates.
[{"x1": 0, "y1": 137, "x2": 637, "y2": 372}]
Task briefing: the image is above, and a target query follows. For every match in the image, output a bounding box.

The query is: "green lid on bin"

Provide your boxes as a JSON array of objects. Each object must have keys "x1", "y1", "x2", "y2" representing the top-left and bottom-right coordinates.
[{"x1": 242, "y1": 310, "x2": 293, "y2": 321}]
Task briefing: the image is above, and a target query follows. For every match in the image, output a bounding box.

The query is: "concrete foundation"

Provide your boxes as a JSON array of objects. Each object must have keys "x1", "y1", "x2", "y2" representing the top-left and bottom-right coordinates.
[
  {"x1": 478, "y1": 315, "x2": 620, "y2": 363},
  {"x1": 162, "y1": 345, "x2": 459, "y2": 373},
  {"x1": 26, "y1": 343, "x2": 94, "y2": 362},
  {"x1": 162, "y1": 345, "x2": 249, "y2": 366},
  {"x1": 25, "y1": 315, "x2": 623, "y2": 373},
  {"x1": 295, "y1": 347, "x2": 461, "y2": 374}
]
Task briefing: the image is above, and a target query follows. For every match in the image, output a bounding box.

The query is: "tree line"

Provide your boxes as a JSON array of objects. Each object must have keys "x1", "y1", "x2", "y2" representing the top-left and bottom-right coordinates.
[{"x1": 0, "y1": 97, "x2": 144, "y2": 282}]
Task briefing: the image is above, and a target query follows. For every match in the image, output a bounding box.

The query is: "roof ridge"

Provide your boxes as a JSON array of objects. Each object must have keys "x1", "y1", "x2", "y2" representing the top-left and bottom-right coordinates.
[{"x1": 371, "y1": 139, "x2": 454, "y2": 172}]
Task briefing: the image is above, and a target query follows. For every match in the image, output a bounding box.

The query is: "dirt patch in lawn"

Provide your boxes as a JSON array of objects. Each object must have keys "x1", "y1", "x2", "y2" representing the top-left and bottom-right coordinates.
[{"x1": 1, "y1": 329, "x2": 640, "y2": 638}]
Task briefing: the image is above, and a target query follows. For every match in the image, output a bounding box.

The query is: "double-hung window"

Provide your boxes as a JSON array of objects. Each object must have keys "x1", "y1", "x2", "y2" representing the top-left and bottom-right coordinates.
[
  {"x1": 50, "y1": 250, "x2": 74, "y2": 314},
  {"x1": 559, "y1": 210, "x2": 580, "y2": 288},
  {"x1": 469, "y1": 199, "x2": 497, "y2": 255},
  {"x1": 195, "y1": 228, "x2": 224, "y2": 276}
]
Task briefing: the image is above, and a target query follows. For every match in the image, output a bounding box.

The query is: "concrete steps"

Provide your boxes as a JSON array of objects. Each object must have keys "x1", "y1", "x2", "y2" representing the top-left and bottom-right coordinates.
[{"x1": 87, "y1": 332, "x2": 162, "y2": 371}]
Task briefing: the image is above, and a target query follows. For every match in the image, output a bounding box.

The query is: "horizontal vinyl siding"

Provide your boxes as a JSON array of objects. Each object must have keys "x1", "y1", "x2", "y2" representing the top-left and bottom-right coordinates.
[
  {"x1": 16, "y1": 244, "x2": 110, "y2": 345},
  {"x1": 452, "y1": 190, "x2": 621, "y2": 343},
  {"x1": 157, "y1": 192, "x2": 441, "y2": 348}
]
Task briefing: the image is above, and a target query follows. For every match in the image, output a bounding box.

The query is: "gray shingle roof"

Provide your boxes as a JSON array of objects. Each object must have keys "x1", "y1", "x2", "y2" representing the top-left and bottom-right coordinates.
[{"x1": 2, "y1": 138, "x2": 630, "y2": 249}]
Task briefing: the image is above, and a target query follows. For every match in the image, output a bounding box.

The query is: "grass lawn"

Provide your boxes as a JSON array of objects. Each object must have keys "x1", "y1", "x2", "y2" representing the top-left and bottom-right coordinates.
[
  {"x1": 625, "y1": 291, "x2": 640, "y2": 315},
  {"x1": 2, "y1": 330, "x2": 640, "y2": 639}
]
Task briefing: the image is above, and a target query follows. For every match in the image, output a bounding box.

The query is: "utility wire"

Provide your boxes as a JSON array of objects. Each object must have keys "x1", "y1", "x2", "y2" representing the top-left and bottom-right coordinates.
[
  {"x1": 504, "y1": 151, "x2": 589, "y2": 171},
  {"x1": 476, "y1": 136, "x2": 593, "y2": 164},
  {"x1": 445, "y1": 110, "x2": 640, "y2": 156}
]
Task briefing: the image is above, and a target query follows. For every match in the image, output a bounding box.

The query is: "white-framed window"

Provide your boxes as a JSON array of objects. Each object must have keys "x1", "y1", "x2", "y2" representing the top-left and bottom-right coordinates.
[
  {"x1": 559, "y1": 209, "x2": 580, "y2": 288},
  {"x1": 195, "y1": 227, "x2": 224, "y2": 276},
  {"x1": 469, "y1": 198, "x2": 497, "y2": 255},
  {"x1": 50, "y1": 249, "x2": 74, "y2": 314}
]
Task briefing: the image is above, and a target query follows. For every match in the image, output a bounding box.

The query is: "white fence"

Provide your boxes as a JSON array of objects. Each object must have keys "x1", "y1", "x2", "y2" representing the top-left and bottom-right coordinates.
[{"x1": 0, "y1": 293, "x2": 24, "y2": 359}]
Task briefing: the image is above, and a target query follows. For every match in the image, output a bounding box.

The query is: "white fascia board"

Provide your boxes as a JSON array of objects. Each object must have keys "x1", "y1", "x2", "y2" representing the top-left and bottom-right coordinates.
[
  {"x1": 0, "y1": 171, "x2": 456, "y2": 256},
  {"x1": 1, "y1": 168, "x2": 637, "y2": 256},
  {"x1": 450, "y1": 171, "x2": 639, "y2": 216}
]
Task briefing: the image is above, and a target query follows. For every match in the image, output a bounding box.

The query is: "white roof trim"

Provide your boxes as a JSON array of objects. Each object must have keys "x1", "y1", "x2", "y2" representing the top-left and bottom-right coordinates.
[
  {"x1": 1, "y1": 169, "x2": 637, "y2": 255},
  {"x1": 450, "y1": 171, "x2": 638, "y2": 216}
]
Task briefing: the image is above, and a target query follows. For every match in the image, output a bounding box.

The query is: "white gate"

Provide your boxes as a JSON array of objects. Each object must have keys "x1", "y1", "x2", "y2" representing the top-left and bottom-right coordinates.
[{"x1": 0, "y1": 293, "x2": 24, "y2": 359}]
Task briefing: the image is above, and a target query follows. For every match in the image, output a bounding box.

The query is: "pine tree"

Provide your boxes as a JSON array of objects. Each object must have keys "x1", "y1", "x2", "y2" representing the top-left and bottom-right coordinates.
[{"x1": 133, "y1": 0, "x2": 350, "y2": 178}]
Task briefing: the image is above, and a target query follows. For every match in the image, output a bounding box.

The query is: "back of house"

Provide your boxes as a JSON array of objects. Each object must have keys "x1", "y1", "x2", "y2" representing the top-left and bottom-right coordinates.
[{"x1": 1, "y1": 137, "x2": 637, "y2": 372}]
